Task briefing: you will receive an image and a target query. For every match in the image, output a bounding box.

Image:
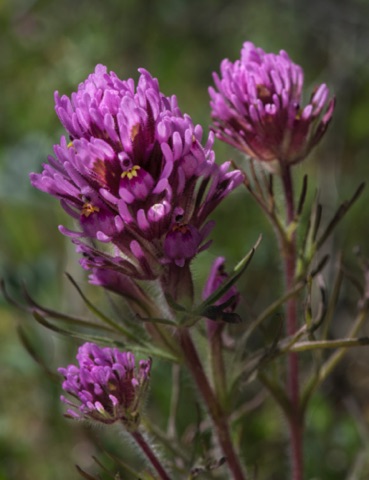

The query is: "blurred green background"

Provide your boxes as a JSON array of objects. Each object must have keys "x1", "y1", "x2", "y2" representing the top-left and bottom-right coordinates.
[{"x1": 2, "y1": 0, "x2": 369, "y2": 478}]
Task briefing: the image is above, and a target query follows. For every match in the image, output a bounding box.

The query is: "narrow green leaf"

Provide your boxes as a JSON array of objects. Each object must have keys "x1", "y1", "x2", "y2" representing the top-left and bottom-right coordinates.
[
  {"x1": 32, "y1": 311, "x2": 126, "y2": 348},
  {"x1": 312, "y1": 203, "x2": 323, "y2": 243},
  {"x1": 0, "y1": 278, "x2": 27, "y2": 310},
  {"x1": 300, "y1": 194, "x2": 320, "y2": 262},
  {"x1": 65, "y1": 273, "x2": 144, "y2": 344},
  {"x1": 133, "y1": 345, "x2": 180, "y2": 363},
  {"x1": 32, "y1": 311, "x2": 177, "y2": 361},
  {"x1": 104, "y1": 451, "x2": 154, "y2": 479},
  {"x1": 22, "y1": 285, "x2": 115, "y2": 332},
  {"x1": 92, "y1": 456, "x2": 116, "y2": 478},
  {"x1": 195, "y1": 235, "x2": 262, "y2": 313},
  {"x1": 321, "y1": 264, "x2": 343, "y2": 339},
  {"x1": 258, "y1": 371, "x2": 291, "y2": 417},
  {"x1": 137, "y1": 315, "x2": 177, "y2": 326},
  {"x1": 164, "y1": 292, "x2": 187, "y2": 312},
  {"x1": 309, "y1": 254, "x2": 329, "y2": 278},
  {"x1": 241, "y1": 281, "x2": 305, "y2": 343},
  {"x1": 317, "y1": 182, "x2": 365, "y2": 249},
  {"x1": 17, "y1": 326, "x2": 59, "y2": 380},
  {"x1": 33, "y1": 307, "x2": 179, "y2": 361},
  {"x1": 297, "y1": 174, "x2": 308, "y2": 216},
  {"x1": 76, "y1": 465, "x2": 99, "y2": 480},
  {"x1": 290, "y1": 337, "x2": 369, "y2": 352}
]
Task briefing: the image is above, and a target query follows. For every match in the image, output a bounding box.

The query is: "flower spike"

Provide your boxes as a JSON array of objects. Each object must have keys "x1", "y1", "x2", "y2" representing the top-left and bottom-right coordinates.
[
  {"x1": 59, "y1": 342, "x2": 151, "y2": 430},
  {"x1": 209, "y1": 41, "x2": 335, "y2": 168},
  {"x1": 31, "y1": 65, "x2": 243, "y2": 286}
]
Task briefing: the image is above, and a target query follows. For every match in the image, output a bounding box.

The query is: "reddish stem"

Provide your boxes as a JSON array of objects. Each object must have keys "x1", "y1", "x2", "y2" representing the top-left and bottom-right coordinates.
[
  {"x1": 178, "y1": 328, "x2": 246, "y2": 480},
  {"x1": 281, "y1": 165, "x2": 303, "y2": 480},
  {"x1": 131, "y1": 430, "x2": 171, "y2": 480},
  {"x1": 209, "y1": 326, "x2": 227, "y2": 407}
]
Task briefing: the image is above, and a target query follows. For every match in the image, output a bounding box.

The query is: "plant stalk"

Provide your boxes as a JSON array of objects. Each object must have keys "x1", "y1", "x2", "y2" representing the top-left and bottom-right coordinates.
[
  {"x1": 281, "y1": 164, "x2": 303, "y2": 480},
  {"x1": 131, "y1": 429, "x2": 171, "y2": 480},
  {"x1": 178, "y1": 327, "x2": 246, "y2": 480},
  {"x1": 302, "y1": 308, "x2": 368, "y2": 412},
  {"x1": 209, "y1": 326, "x2": 227, "y2": 407}
]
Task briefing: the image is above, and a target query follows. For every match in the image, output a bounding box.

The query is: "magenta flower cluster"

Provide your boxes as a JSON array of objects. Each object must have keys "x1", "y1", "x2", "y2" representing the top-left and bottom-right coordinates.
[
  {"x1": 209, "y1": 42, "x2": 335, "y2": 166},
  {"x1": 59, "y1": 343, "x2": 151, "y2": 427},
  {"x1": 30, "y1": 66, "x2": 243, "y2": 280}
]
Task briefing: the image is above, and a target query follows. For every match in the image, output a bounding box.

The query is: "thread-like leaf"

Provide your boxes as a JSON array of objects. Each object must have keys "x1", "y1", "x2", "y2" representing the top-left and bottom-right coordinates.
[
  {"x1": 76, "y1": 465, "x2": 99, "y2": 480},
  {"x1": 17, "y1": 326, "x2": 59, "y2": 380},
  {"x1": 65, "y1": 273, "x2": 144, "y2": 344},
  {"x1": 297, "y1": 174, "x2": 308, "y2": 216},
  {"x1": 317, "y1": 182, "x2": 365, "y2": 249},
  {"x1": 32, "y1": 311, "x2": 126, "y2": 347},
  {"x1": 195, "y1": 235, "x2": 262, "y2": 313}
]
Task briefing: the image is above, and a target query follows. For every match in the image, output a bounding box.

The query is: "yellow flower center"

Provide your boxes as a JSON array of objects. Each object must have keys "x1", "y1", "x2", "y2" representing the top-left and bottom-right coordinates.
[
  {"x1": 121, "y1": 165, "x2": 141, "y2": 180},
  {"x1": 81, "y1": 203, "x2": 100, "y2": 217},
  {"x1": 107, "y1": 381, "x2": 118, "y2": 392}
]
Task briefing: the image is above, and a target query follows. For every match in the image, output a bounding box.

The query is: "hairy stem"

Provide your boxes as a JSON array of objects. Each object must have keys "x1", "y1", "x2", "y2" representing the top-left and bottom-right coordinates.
[
  {"x1": 178, "y1": 328, "x2": 246, "y2": 480},
  {"x1": 281, "y1": 164, "x2": 303, "y2": 480},
  {"x1": 167, "y1": 363, "x2": 181, "y2": 437},
  {"x1": 131, "y1": 430, "x2": 171, "y2": 480},
  {"x1": 209, "y1": 326, "x2": 227, "y2": 407}
]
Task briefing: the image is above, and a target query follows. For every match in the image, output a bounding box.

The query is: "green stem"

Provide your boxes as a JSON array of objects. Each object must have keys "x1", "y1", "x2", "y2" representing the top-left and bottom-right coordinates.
[
  {"x1": 178, "y1": 328, "x2": 246, "y2": 480},
  {"x1": 154, "y1": 323, "x2": 180, "y2": 357},
  {"x1": 290, "y1": 337, "x2": 369, "y2": 352},
  {"x1": 302, "y1": 309, "x2": 367, "y2": 412},
  {"x1": 167, "y1": 364, "x2": 181, "y2": 437},
  {"x1": 209, "y1": 327, "x2": 227, "y2": 407},
  {"x1": 258, "y1": 371, "x2": 290, "y2": 417},
  {"x1": 143, "y1": 418, "x2": 190, "y2": 463},
  {"x1": 241, "y1": 281, "x2": 305, "y2": 343}
]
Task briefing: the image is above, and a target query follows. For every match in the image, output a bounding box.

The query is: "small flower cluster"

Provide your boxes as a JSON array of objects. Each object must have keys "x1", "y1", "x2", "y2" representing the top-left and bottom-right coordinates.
[
  {"x1": 59, "y1": 343, "x2": 151, "y2": 429},
  {"x1": 209, "y1": 41, "x2": 335, "y2": 166},
  {"x1": 31, "y1": 66, "x2": 243, "y2": 282}
]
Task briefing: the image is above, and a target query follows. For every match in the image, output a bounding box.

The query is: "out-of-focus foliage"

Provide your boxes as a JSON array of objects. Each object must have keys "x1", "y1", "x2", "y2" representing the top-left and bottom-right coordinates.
[{"x1": 2, "y1": 0, "x2": 369, "y2": 479}]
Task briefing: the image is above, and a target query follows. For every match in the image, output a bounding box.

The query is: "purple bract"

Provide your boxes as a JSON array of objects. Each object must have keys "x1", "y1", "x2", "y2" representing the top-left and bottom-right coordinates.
[
  {"x1": 202, "y1": 256, "x2": 240, "y2": 337},
  {"x1": 202, "y1": 257, "x2": 239, "y2": 307},
  {"x1": 30, "y1": 66, "x2": 243, "y2": 281},
  {"x1": 209, "y1": 42, "x2": 335, "y2": 166},
  {"x1": 58, "y1": 342, "x2": 151, "y2": 428}
]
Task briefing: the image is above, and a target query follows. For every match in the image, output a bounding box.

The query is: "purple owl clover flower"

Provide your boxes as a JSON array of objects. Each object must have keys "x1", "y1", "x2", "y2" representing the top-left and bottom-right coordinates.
[
  {"x1": 59, "y1": 343, "x2": 171, "y2": 480},
  {"x1": 30, "y1": 65, "x2": 243, "y2": 301},
  {"x1": 209, "y1": 41, "x2": 335, "y2": 170},
  {"x1": 58, "y1": 342, "x2": 151, "y2": 428},
  {"x1": 209, "y1": 42, "x2": 336, "y2": 480}
]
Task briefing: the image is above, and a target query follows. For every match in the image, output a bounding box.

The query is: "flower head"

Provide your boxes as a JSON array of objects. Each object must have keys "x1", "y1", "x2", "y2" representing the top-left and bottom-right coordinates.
[
  {"x1": 58, "y1": 342, "x2": 151, "y2": 429},
  {"x1": 31, "y1": 66, "x2": 243, "y2": 282},
  {"x1": 209, "y1": 42, "x2": 335, "y2": 167}
]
